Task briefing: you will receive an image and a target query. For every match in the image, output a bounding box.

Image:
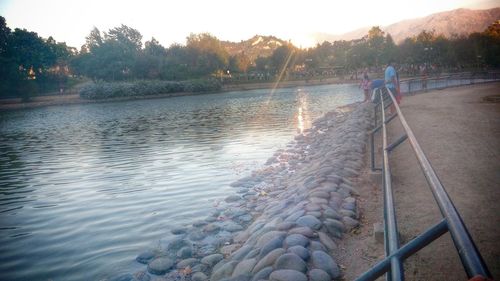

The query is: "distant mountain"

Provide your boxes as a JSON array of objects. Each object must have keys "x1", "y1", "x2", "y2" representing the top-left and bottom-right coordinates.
[
  {"x1": 316, "y1": 7, "x2": 500, "y2": 43},
  {"x1": 221, "y1": 35, "x2": 288, "y2": 60}
]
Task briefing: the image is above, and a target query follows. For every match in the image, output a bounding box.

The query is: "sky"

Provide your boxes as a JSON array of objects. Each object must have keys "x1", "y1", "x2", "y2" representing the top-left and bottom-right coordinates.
[{"x1": 0, "y1": 0, "x2": 497, "y2": 49}]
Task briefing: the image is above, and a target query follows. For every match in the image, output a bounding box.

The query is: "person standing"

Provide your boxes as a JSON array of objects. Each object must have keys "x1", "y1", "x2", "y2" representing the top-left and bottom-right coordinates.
[
  {"x1": 385, "y1": 60, "x2": 401, "y2": 108},
  {"x1": 359, "y1": 71, "x2": 371, "y2": 102}
]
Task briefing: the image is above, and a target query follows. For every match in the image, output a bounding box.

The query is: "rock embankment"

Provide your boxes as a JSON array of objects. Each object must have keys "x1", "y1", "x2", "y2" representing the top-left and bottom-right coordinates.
[{"x1": 112, "y1": 103, "x2": 372, "y2": 281}]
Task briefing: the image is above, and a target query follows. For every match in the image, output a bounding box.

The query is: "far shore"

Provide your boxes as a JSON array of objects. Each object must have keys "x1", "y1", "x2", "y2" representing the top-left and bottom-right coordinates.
[{"x1": 0, "y1": 77, "x2": 357, "y2": 111}]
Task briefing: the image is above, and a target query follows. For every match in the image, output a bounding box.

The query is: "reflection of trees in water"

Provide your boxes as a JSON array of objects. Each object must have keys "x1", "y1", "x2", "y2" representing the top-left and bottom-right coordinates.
[{"x1": 0, "y1": 133, "x2": 38, "y2": 215}]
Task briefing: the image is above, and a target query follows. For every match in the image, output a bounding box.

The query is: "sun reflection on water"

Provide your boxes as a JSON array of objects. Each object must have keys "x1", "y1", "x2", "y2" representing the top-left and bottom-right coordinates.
[{"x1": 296, "y1": 90, "x2": 311, "y2": 134}]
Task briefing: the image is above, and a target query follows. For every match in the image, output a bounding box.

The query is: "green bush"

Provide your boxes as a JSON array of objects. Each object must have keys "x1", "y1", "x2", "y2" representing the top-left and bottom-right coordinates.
[{"x1": 79, "y1": 79, "x2": 221, "y2": 100}]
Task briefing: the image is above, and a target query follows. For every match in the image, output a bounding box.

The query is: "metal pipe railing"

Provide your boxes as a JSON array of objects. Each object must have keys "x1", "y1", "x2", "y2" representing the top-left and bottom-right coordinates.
[
  {"x1": 360, "y1": 86, "x2": 492, "y2": 280},
  {"x1": 380, "y1": 91, "x2": 404, "y2": 280},
  {"x1": 400, "y1": 71, "x2": 500, "y2": 95}
]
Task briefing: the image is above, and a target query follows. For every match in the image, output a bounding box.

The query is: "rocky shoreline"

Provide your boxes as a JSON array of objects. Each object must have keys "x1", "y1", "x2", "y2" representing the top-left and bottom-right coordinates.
[{"x1": 111, "y1": 103, "x2": 372, "y2": 281}]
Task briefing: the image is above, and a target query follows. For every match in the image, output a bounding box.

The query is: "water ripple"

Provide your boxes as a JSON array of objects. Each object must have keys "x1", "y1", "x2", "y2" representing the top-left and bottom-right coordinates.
[{"x1": 0, "y1": 83, "x2": 360, "y2": 280}]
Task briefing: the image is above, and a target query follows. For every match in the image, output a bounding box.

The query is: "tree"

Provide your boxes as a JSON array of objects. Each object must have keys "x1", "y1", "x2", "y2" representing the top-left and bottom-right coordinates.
[
  {"x1": 144, "y1": 37, "x2": 166, "y2": 56},
  {"x1": 163, "y1": 43, "x2": 190, "y2": 80},
  {"x1": 105, "y1": 24, "x2": 142, "y2": 52},
  {"x1": 0, "y1": 16, "x2": 10, "y2": 55},
  {"x1": 83, "y1": 27, "x2": 103, "y2": 53},
  {"x1": 73, "y1": 25, "x2": 143, "y2": 81},
  {"x1": 269, "y1": 44, "x2": 296, "y2": 72},
  {"x1": 229, "y1": 52, "x2": 251, "y2": 73},
  {"x1": 185, "y1": 33, "x2": 229, "y2": 77}
]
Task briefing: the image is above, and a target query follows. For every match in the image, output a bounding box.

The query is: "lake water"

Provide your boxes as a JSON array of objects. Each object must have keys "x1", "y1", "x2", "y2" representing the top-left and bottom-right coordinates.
[{"x1": 0, "y1": 83, "x2": 361, "y2": 281}]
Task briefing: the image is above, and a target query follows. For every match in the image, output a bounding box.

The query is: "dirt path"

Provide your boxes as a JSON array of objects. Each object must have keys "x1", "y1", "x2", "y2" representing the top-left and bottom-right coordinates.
[{"x1": 337, "y1": 83, "x2": 500, "y2": 280}]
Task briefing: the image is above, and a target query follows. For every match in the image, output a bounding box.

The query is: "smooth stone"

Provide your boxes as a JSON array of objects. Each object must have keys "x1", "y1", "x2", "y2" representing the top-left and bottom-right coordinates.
[
  {"x1": 192, "y1": 272, "x2": 208, "y2": 281},
  {"x1": 112, "y1": 273, "x2": 150, "y2": 281},
  {"x1": 323, "y1": 208, "x2": 343, "y2": 220},
  {"x1": 252, "y1": 248, "x2": 285, "y2": 274},
  {"x1": 225, "y1": 195, "x2": 242, "y2": 203},
  {"x1": 233, "y1": 230, "x2": 251, "y2": 244},
  {"x1": 213, "y1": 259, "x2": 227, "y2": 274},
  {"x1": 132, "y1": 271, "x2": 150, "y2": 281},
  {"x1": 296, "y1": 215, "x2": 322, "y2": 230},
  {"x1": 211, "y1": 260, "x2": 238, "y2": 281},
  {"x1": 232, "y1": 258, "x2": 257, "y2": 277},
  {"x1": 284, "y1": 234, "x2": 310, "y2": 248},
  {"x1": 305, "y1": 203, "x2": 321, "y2": 212},
  {"x1": 324, "y1": 218, "x2": 345, "y2": 235},
  {"x1": 264, "y1": 217, "x2": 283, "y2": 229},
  {"x1": 284, "y1": 210, "x2": 305, "y2": 222},
  {"x1": 171, "y1": 227, "x2": 188, "y2": 235},
  {"x1": 251, "y1": 266, "x2": 273, "y2": 281},
  {"x1": 147, "y1": 257, "x2": 174, "y2": 275},
  {"x1": 342, "y1": 201, "x2": 356, "y2": 211},
  {"x1": 201, "y1": 253, "x2": 224, "y2": 266},
  {"x1": 245, "y1": 248, "x2": 260, "y2": 259},
  {"x1": 308, "y1": 268, "x2": 331, "y2": 281},
  {"x1": 189, "y1": 231, "x2": 206, "y2": 241},
  {"x1": 226, "y1": 208, "x2": 247, "y2": 218},
  {"x1": 177, "y1": 246, "x2": 192, "y2": 259},
  {"x1": 221, "y1": 244, "x2": 240, "y2": 256},
  {"x1": 308, "y1": 241, "x2": 327, "y2": 252},
  {"x1": 258, "y1": 236, "x2": 285, "y2": 259},
  {"x1": 340, "y1": 209, "x2": 357, "y2": 219},
  {"x1": 193, "y1": 220, "x2": 207, "y2": 227},
  {"x1": 192, "y1": 263, "x2": 208, "y2": 272},
  {"x1": 238, "y1": 214, "x2": 253, "y2": 223},
  {"x1": 318, "y1": 232, "x2": 337, "y2": 250},
  {"x1": 311, "y1": 251, "x2": 341, "y2": 278},
  {"x1": 306, "y1": 211, "x2": 322, "y2": 218},
  {"x1": 269, "y1": 269, "x2": 308, "y2": 281},
  {"x1": 222, "y1": 221, "x2": 244, "y2": 232},
  {"x1": 224, "y1": 275, "x2": 251, "y2": 281},
  {"x1": 198, "y1": 244, "x2": 217, "y2": 256},
  {"x1": 326, "y1": 175, "x2": 342, "y2": 184},
  {"x1": 343, "y1": 216, "x2": 360, "y2": 231},
  {"x1": 230, "y1": 245, "x2": 254, "y2": 261},
  {"x1": 309, "y1": 197, "x2": 328, "y2": 205},
  {"x1": 176, "y1": 258, "x2": 198, "y2": 269},
  {"x1": 205, "y1": 216, "x2": 217, "y2": 222},
  {"x1": 337, "y1": 188, "x2": 351, "y2": 198},
  {"x1": 255, "y1": 231, "x2": 286, "y2": 248},
  {"x1": 167, "y1": 237, "x2": 188, "y2": 251},
  {"x1": 276, "y1": 222, "x2": 295, "y2": 231},
  {"x1": 248, "y1": 221, "x2": 265, "y2": 233},
  {"x1": 274, "y1": 253, "x2": 307, "y2": 273},
  {"x1": 309, "y1": 191, "x2": 330, "y2": 199},
  {"x1": 204, "y1": 223, "x2": 221, "y2": 233},
  {"x1": 288, "y1": 227, "x2": 315, "y2": 238},
  {"x1": 344, "y1": 197, "x2": 356, "y2": 204},
  {"x1": 287, "y1": 245, "x2": 310, "y2": 261},
  {"x1": 136, "y1": 250, "x2": 155, "y2": 264}
]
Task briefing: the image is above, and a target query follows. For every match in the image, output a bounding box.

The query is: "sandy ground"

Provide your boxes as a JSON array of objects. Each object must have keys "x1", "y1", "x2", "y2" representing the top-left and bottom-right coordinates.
[{"x1": 336, "y1": 82, "x2": 500, "y2": 280}]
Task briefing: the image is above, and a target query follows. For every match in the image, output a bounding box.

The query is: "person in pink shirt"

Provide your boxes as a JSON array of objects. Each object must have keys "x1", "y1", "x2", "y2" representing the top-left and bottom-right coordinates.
[{"x1": 359, "y1": 71, "x2": 371, "y2": 102}]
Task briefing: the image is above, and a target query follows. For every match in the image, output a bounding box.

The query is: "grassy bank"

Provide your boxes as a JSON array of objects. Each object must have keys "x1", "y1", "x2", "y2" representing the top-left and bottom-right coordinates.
[
  {"x1": 79, "y1": 79, "x2": 222, "y2": 100},
  {"x1": 0, "y1": 77, "x2": 354, "y2": 111}
]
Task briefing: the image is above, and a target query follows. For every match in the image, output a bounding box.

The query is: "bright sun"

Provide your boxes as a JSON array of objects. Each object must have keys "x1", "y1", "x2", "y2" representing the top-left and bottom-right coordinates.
[{"x1": 291, "y1": 34, "x2": 317, "y2": 49}]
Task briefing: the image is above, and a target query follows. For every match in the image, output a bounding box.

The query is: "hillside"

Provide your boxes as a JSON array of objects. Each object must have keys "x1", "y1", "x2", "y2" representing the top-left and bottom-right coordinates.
[
  {"x1": 221, "y1": 35, "x2": 288, "y2": 60},
  {"x1": 318, "y1": 7, "x2": 500, "y2": 43}
]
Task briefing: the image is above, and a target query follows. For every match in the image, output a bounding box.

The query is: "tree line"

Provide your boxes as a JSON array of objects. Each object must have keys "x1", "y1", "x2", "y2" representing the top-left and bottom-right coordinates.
[{"x1": 0, "y1": 15, "x2": 499, "y2": 99}]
